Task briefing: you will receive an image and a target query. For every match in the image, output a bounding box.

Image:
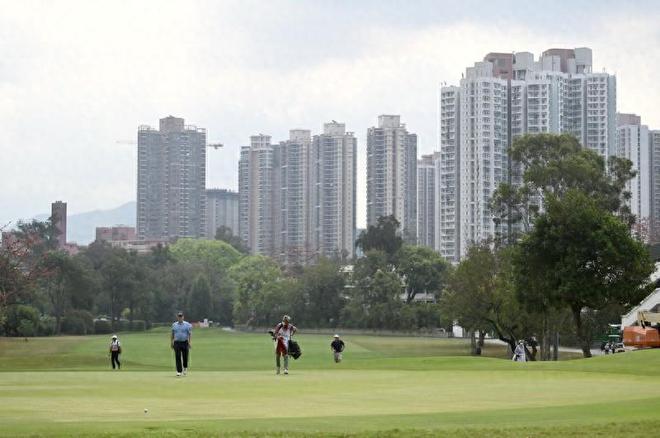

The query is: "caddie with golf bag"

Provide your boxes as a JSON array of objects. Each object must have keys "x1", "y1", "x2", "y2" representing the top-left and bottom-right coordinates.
[{"x1": 271, "y1": 315, "x2": 297, "y2": 375}]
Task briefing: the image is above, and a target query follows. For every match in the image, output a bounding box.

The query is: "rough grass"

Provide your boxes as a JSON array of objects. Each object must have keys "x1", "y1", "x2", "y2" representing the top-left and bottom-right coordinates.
[{"x1": 1, "y1": 328, "x2": 659, "y2": 436}]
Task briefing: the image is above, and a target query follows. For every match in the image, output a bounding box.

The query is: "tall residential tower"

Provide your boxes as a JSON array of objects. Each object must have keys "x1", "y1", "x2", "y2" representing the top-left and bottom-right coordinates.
[
  {"x1": 417, "y1": 153, "x2": 437, "y2": 248},
  {"x1": 366, "y1": 115, "x2": 417, "y2": 242},
  {"x1": 311, "y1": 122, "x2": 357, "y2": 260},
  {"x1": 137, "y1": 116, "x2": 206, "y2": 241},
  {"x1": 437, "y1": 48, "x2": 617, "y2": 259},
  {"x1": 616, "y1": 113, "x2": 650, "y2": 241},
  {"x1": 238, "y1": 123, "x2": 357, "y2": 264}
]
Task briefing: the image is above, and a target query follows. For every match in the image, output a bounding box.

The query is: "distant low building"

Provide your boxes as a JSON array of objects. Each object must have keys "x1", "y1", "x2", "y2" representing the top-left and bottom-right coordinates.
[
  {"x1": 95, "y1": 226, "x2": 137, "y2": 242},
  {"x1": 107, "y1": 239, "x2": 166, "y2": 255}
]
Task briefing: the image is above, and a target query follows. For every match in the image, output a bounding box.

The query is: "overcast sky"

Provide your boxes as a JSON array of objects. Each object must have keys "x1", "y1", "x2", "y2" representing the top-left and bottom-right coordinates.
[{"x1": 1, "y1": 0, "x2": 659, "y2": 228}]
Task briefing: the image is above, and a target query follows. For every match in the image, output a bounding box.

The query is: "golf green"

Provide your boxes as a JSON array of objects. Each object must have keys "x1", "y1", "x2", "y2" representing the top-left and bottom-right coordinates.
[{"x1": 1, "y1": 328, "x2": 660, "y2": 437}]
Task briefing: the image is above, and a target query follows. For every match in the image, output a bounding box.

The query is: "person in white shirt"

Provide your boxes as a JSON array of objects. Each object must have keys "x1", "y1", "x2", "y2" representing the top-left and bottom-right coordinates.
[
  {"x1": 109, "y1": 335, "x2": 121, "y2": 370},
  {"x1": 272, "y1": 315, "x2": 296, "y2": 375},
  {"x1": 512, "y1": 340, "x2": 527, "y2": 362}
]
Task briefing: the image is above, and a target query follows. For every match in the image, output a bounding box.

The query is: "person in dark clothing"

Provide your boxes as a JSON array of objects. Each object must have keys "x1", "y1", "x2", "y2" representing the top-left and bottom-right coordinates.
[
  {"x1": 109, "y1": 335, "x2": 121, "y2": 370},
  {"x1": 330, "y1": 334, "x2": 345, "y2": 363},
  {"x1": 171, "y1": 311, "x2": 192, "y2": 377}
]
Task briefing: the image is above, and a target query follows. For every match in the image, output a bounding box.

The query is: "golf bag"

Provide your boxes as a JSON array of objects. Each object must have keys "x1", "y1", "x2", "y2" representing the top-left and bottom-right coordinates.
[{"x1": 288, "y1": 339, "x2": 302, "y2": 360}]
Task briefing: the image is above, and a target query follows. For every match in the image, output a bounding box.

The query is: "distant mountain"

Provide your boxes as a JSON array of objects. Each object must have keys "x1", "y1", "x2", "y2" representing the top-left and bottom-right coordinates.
[{"x1": 35, "y1": 201, "x2": 136, "y2": 245}]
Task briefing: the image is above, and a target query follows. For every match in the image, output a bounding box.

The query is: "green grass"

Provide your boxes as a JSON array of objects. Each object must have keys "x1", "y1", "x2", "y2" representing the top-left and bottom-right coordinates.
[{"x1": 1, "y1": 328, "x2": 660, "y2": 437}]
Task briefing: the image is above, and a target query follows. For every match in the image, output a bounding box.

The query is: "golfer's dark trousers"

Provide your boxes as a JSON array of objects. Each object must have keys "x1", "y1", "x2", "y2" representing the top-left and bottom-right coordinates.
[
  {"x1": 174, "y1": 341, "x2": 189, "y2": 373},
  {"x1": 111, "y1": 351, "x2": 121, "y2": 369}
]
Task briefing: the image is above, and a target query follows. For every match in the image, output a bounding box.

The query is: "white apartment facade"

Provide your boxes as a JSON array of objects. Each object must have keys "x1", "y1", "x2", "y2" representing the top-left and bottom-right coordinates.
[
  {"x1": 311, "y1": 122, "x2": 357, "y2": 260},
  {"x1": 437, "y1": 48, "x2": 617, "y2": 260},
  {"x1": 239, "y1": 124, "x2": 357, "y2": 264},
  {"x1": 417, "y1": 153, "x2": 437, "y2": 248},
  {"x1": 436, "y1": 87, "x2": 461, "y2": 261},
  {"x1": 651, "y1": 130, "x2": 660, "y2": 243},
  {"x1": 276, "y1": 130, "x2": 313, "y2": 265},
  {"x1": 239, "y1": 134, "x2": 275, "y2": 256},
  {"x1": 366, "y1": 115, "x2": 417, "y2": 243},
  {"x1": 616, "y1": 113, "x2": 650, "y2": 240}
]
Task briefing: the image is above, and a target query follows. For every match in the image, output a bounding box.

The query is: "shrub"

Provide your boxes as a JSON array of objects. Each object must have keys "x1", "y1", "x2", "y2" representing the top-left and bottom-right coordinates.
[
  {"x1": 129, "y1": 320, "x2": 146, "y2": 331},
  {"x1": 17, "y1": 320, "x2": 36, "y2": 337},
  {"x1": 3, "y1": 304, "x2": 40, "y2": 337},
  {"x1": 38, "y1": 316, "x2": 56, "y2": 336},
  {"x1": 61, "y1": 310, "x2": 94, "y2": 335},
  {"x1": 117, "y1": 319, "x2": 130, "y2": 332},
  {"x1": 94, "y1": 319, "x2": 112, "y2": 334}
]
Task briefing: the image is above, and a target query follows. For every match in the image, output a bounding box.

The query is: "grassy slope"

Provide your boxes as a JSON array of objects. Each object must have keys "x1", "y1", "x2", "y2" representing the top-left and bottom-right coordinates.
[{"x1": 1, "y1": 328, "x2": 660, "y2": 437}]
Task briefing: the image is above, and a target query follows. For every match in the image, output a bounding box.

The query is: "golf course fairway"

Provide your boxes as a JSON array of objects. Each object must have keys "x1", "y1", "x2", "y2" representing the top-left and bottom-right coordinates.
[{"x1": 1, "y1": 328, "x2": 660, "y2": 437}]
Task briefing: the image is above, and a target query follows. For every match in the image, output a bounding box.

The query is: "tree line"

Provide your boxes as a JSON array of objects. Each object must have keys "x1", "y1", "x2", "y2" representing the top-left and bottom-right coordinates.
[
  {"x1": 0, "y1": 216, "x2": 451, "y2": 337},
  {"x1": 1, "y1": 134, "x2": 654, "y2": 359}
]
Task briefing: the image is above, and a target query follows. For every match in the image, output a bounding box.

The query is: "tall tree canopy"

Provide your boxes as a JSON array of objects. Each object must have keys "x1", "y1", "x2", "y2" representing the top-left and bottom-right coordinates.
[
  {"x1": 355, "y1": 215, "x2": 403, "y2": 262},
  {"x1": 513, "y1": 189, "x2": 654, "y2": 357},
  {"x1": 397, "y1": 245, "x2": 450, "y2": 303}
]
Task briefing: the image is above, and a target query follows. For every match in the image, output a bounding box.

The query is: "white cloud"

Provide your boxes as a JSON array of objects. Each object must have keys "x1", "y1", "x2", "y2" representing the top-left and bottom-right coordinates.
[{"x1": 0, "y1": 1, "x2": 658, "y2": 229}]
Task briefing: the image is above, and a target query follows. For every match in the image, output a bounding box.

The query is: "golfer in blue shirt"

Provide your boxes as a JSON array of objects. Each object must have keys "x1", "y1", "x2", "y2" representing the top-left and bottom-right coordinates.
[{"x1": 171, "y1": 311, "x2": 192, "y2": 377}]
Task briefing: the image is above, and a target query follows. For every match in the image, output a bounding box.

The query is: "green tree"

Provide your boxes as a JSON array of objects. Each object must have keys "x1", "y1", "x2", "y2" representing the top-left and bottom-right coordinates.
[
  {"x1": 215, "y1": 226, "x2": 248, "y2": 254},
  {"x1": 38, "y1": 251, "x2": 94, "y2": 334},
  {"x1": 14, "y1": 217, "x2": 60, "y2": 257},
  {"x1": 442, "y1": 244, "x2": 535, "y2": 355},
  {"x1": 188, "y1": 274, "x2": 213, "y2": 322},
  {"x1": 3, "y1": 304, "x2": 40, "y2": 337},
  {"x1": 295, "y1": 258, "x2": 346, "y2": 327},
  {"x1": 397, "y1": 245, "x2": 450, "y2": 303},
  {"x1": 344, "y1": 250, "x2": 403, "y2": 329},
  {"x1": 170, "y1": 239, "x2": 241, "y2": 324},
  {"x1": 169, "y1": 239, "x2": 242, "y2": 273},
  {"x1": 355, "y1": 216, "x2": 403, "y2": 262},
  {"x1": 510, "y1": 134, "x2": 636, "y2": 224},
  {"x1": 229, "y1": 255, "x2": 284, "y2": 326},
  {"x1": 513, "y1": 190, "x2": 654, "y2": 357},
  {"x1": 99, "y1": 250, "x2": 137, "y2": 330},
  {"x1": 492, "y1": 134, "x2": 638, "y2": 248},
  {"x1": 0, "y1": 219, "x2": 60, "y2": 328}
]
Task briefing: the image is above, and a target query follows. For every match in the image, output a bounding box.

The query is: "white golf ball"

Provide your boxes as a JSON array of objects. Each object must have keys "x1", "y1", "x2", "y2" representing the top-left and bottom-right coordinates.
[{"x1": 144, "y1": 409, "x2": 148, "y2": 413}]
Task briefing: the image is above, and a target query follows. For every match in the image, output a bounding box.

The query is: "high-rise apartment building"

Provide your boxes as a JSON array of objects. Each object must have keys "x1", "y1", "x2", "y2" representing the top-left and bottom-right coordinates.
[
  {"x1": 239, "y1": 124, "x2": 357, "y2": 264},
  {"x1": 276, "y1": 130, "x2": 313, "y2": 265},
  {"x1": 137, "y1": 116, "x2": 206, "y2": 241},
  {"x1": 460, "y1": 62, "x2": 509, "y2": 257},
  {"x1": 239, "y1": 134, "x2": 275, "y2": 256},
  {"x1": 650, "y1": 130, "x2": 660, "y2": 243},
  {"x1": 616, "y1": 113, "x2": 650, "y2": 241},
  {"x1": 366, "y1": 115, "x2": 417, "y2": 242},
  {"x1": 437, "y1": 48, "x2": 617, "y2": 259},
  {"x1": 206, "y1": 189, "x2": 239, "y2": 239},
  {"x1": 437, "y1": 87, "x2": 461, "y2": 261},
  {"x1": 417, "y1": 153, "x2": 437, "y2": 248},
  {"x1": 311, "y1": 122, "x2": 357, "y2": 260}
]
